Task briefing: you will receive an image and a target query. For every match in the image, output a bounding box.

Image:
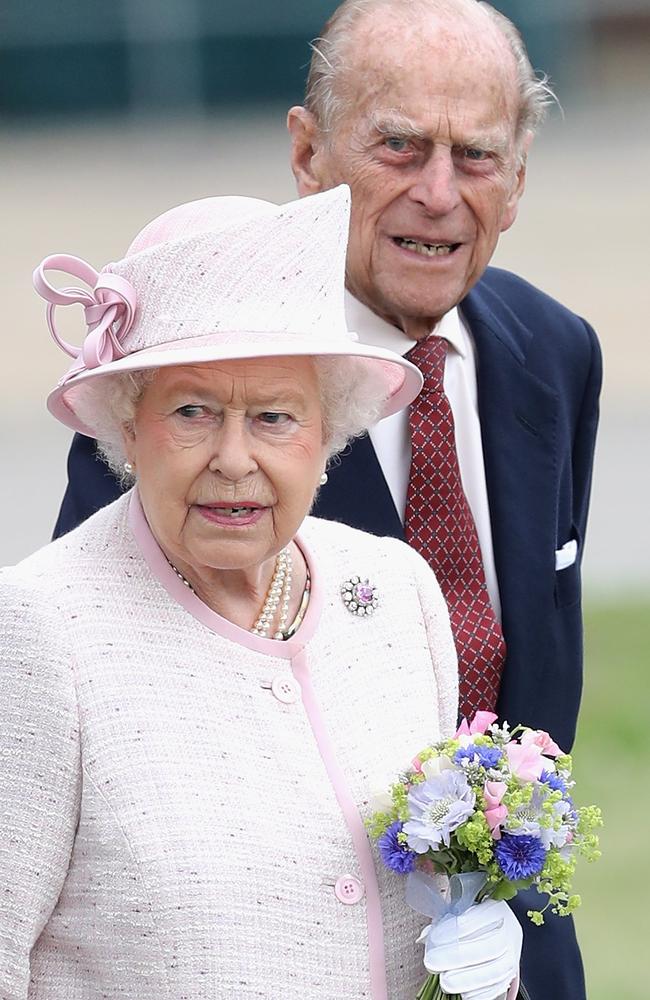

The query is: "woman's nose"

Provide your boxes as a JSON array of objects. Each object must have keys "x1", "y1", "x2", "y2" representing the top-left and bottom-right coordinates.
[{"x1": 207, "y1": 419, "x2": 258, "y2": 481}]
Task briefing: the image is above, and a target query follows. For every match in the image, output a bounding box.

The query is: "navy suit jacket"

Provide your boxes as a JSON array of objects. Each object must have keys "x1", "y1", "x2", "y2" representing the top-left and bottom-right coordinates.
[{"x1": 54, "y1": 267, "x2": 601, "y2": 1000}]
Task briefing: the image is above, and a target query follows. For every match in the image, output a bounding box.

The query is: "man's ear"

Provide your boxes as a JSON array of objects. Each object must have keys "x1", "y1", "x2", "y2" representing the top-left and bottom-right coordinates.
[
  {"x1": 287, "y1": 106, "x2": 327, "y2": 196},
  {"x1": 500, "y1": 130, "x2": 534, "y2": 234}
]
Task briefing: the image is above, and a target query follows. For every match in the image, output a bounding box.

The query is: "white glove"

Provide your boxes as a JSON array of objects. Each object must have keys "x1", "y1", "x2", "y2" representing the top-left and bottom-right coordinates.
[{"x1": 422, "y1": 899, "x2": 522, "y2": 1000}]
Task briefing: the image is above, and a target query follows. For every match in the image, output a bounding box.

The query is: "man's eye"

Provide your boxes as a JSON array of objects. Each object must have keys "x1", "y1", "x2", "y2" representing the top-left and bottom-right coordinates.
[
  {"x1": 384, "y1": 136, "x2": 409, "y2": 153},
  {"x1": 462, "y1": 147, "x2": 489, "y2": 161},
  {"x1": 176, "y1": 404, "x2": 205, "y2": 418}
]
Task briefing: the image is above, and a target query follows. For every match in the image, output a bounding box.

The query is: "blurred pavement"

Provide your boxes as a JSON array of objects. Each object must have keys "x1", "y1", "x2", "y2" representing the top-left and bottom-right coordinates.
[{"x1": 2, "y1": 102, "x2": 649, "y2": 593}]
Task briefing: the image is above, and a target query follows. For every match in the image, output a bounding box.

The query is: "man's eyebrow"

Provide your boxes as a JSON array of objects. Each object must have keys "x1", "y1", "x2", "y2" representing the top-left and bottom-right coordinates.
[
  {"x1": 367, "y1": 110, "x2": 428, "y2": 140},
  {"x1": 462, "y1": 128, "x2": 511, "y2": 156},
  {"x1": 367, "y1": 111, "x2": 511, "y2": 155}
]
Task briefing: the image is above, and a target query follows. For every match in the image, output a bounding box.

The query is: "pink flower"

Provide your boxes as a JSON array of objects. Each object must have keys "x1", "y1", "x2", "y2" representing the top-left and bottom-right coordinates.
[
  {"x1": 484, "y1": 780, "x2": 508, "y2": 839},
  {"x1": 505, "y1": 741, "x2": 546, "y2": 781},
  {"x1": 411, "y1": 757, "x2": 423, "y2": 773},
  {"x1": 455, "y1": 711, "x2": 498, "y2": 738},
  {"x1": 520, "y1": 728, "x2": 563, "y2": 758}
]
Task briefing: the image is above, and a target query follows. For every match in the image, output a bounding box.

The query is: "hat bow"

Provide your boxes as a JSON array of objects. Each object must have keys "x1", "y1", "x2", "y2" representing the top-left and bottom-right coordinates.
[{"x1": 33, "y1": 254, "x2": 136, "y2": 370}]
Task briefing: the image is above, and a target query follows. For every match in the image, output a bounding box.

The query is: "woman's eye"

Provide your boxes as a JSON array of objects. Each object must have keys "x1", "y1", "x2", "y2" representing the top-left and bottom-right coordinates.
[
  {"x1": 176, "y1": 404, "x2": 205, "y2": 419},
  {"x1": 384, "y1": 136, "x2": 409, "y2": 153},
  {"x1": 258, "y1": 411, "x2": 291, "y2": 426}
]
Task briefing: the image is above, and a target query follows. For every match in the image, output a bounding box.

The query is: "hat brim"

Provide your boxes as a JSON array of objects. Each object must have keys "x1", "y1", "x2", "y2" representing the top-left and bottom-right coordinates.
[{"x1": 48, "y1": 332, "x2": 423, "y2": 438}]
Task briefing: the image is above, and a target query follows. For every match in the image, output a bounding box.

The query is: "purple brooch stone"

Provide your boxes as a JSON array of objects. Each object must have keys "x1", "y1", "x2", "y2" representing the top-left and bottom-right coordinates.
[{"x1": 341, "y1": 576, "x2": 379, "y2": 617}]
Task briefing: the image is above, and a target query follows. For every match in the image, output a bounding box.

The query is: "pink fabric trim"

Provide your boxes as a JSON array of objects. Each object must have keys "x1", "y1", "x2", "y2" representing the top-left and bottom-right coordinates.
[
  {"x1": 507, "y1": 973, "x2": 520, "y2": 999},
  {"x1": 290, "y1": 647, "x2": 388, "y2": 1000},
  {"x1": 129, "y1": 489, "x2": 388, "y2": 995},
  {"x1": 127, "y1": 489, "x2": 323, "y2": 657}
]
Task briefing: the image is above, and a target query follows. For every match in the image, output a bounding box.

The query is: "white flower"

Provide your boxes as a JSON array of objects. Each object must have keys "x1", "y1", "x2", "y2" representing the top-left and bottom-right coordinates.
[
  {"x1": 421, "y1": 755, "x2": 455, "y2": 781},
  {"x1": 368, "y1": 788, "x2": 395, "y2": 813}
]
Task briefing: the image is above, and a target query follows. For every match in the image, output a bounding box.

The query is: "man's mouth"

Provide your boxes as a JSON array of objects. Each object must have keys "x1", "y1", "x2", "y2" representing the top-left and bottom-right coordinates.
[{"x1": 393, "y1": 237, "x2": 460, "y2": 257}]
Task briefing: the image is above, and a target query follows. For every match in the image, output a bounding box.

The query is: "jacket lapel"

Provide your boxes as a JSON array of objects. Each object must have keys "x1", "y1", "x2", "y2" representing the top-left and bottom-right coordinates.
[{"x1": 461, "y1": 285, "x2": 559, "y2": 651}]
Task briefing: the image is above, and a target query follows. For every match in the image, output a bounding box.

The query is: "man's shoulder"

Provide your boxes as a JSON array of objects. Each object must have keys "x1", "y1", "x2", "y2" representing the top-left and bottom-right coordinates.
[
  {"x1": 470, "y1": 266, "x2": 589, "y2": 326},
  {"x1": 464, "y1": 266, "x2": 600, "y2": 369},
  {"x1": 470, "y1": 266, "x2": 600, "y2": 335}
]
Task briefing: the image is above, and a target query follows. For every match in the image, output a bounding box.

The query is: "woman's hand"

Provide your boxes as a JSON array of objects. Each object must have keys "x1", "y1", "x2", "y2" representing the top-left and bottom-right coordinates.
[{"x1": 422, "y1": 898, "x2": 522, "y2": 1000}]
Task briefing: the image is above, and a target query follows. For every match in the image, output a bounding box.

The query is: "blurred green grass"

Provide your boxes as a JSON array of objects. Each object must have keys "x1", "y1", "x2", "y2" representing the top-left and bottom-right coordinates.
[{"x1": 572, "y1": 598, "x2": 650, "y2": 999}]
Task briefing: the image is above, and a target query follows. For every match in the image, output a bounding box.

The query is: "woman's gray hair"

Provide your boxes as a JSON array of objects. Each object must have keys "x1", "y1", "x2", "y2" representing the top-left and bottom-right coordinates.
[
  {"x1": 74, "y1": 357, "x2": 390, "y2": 484},
  {"x1": 305, "y1": 0, "x2": 556, "y2": 149}
]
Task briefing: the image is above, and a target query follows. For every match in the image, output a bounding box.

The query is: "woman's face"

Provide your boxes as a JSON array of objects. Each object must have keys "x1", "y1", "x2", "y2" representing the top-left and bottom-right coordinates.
[{"x1": 123, "y1": 357, "x2": 328, "y2": 575}]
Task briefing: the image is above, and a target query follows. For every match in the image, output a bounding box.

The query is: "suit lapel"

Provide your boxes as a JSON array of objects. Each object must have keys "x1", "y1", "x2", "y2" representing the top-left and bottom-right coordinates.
[
  {"x1": 312, "y1": 434, "x2": 405, "y2": 540},
  {"x1": 461, "y1": 286, "x2": 560, "y2": 643}
]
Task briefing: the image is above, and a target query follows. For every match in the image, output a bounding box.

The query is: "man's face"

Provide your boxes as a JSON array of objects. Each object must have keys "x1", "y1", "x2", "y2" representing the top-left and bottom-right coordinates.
[{"x1": 289, "y1": 10, "x2": 529, "y2": 336}]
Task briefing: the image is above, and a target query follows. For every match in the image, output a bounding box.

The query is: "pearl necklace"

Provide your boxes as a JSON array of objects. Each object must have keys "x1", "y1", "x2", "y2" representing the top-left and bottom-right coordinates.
[
  {"x1": 252, "y1": 548, "x2": 292, "y2": 640},
  {"x1": 166, "y1": 548, "x2": 293, "y2": 641}
]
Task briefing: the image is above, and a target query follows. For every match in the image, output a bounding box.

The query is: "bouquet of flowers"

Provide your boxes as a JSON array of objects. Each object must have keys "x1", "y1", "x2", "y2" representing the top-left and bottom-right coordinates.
[{"x1": 367, "y1": 712, "x2": 602, "y2": 1000}]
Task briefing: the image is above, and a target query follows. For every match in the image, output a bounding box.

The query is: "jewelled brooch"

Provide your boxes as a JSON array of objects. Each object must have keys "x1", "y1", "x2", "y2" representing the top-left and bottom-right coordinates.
[{"x1": 341, "y1": 576, "x2": 379, "y2": 617}]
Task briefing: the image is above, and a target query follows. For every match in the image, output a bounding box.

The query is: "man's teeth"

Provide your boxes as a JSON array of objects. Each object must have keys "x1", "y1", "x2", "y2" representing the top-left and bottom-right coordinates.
[{"x1": 397, "y1": 238, "x2": 455, "y2": 256}]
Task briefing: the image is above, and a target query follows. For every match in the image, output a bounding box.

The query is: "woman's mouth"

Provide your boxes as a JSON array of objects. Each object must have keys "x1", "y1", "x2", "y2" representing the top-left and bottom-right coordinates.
[{"x1": 196, "y1": 503, "x2": 267, "y2": 526}]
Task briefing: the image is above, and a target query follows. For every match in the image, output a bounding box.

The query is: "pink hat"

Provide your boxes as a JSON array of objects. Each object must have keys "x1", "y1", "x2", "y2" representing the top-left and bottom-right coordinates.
[{"x1": 33, "y1": 186, "x2": 422, "y2": 438}]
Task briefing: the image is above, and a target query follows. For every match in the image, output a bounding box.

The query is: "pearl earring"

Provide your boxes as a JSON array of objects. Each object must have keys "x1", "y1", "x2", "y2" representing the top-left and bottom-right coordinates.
[
  {"x1": 124, "y1": 461, "x2": 135, "y2": 475},
  {"x1": 319, "y1": 472, "x2": 328, "y2": 486}
]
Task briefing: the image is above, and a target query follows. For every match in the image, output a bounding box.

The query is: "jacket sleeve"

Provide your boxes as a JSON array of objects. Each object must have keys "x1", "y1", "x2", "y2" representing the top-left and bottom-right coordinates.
[
  {"x1": 53, "y1": 433, "x2": 125, "y2": 539},
  {"x1": 407, "y1": 547, "x2": 459, "y2": 739},
  {"x1": 0, "y1": 572, "x2": 81, "y2": 998}
]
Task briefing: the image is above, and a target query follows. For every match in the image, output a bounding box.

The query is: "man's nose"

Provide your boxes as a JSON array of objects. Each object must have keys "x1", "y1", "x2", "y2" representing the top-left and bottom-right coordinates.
[
  {"x1": 407, "y1": 148, "x2": 462, "y2": 216},
  {"x1": 207, "y1": 418, "x2": 258, "y2": 481}
]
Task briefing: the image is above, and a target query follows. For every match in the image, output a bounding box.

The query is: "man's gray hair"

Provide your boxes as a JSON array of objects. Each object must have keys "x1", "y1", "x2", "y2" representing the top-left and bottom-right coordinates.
[
  {"x1": 305, "y1": 0, "x2": 555, "y2": 142},
  {"x1": 74, "y1": 358, "x2": 388, "y2": 484}
]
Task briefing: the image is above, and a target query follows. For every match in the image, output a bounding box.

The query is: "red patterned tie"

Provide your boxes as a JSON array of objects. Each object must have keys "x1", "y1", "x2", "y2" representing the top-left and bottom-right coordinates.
[{"x1": 404, "y1": 336, "x2": 505, "y2": 717}]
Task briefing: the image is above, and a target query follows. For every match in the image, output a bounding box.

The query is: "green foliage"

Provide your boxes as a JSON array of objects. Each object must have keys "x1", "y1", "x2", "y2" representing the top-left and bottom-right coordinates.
[
  {"x1": 454, "y1": 813, "x2": 494, "y2": 866},
  {"x1": 365, "y1": 810, "x2": 395, "y2": 841}
]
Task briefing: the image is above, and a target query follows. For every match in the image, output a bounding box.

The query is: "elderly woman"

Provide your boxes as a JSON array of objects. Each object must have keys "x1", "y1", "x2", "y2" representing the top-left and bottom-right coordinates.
[{"x1": 0, "y1": 187, "x2": 520, "y2": 999}]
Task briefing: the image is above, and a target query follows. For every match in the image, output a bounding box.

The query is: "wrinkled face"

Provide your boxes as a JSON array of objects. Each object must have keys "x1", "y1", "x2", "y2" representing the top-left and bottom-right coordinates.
[
  {"x1": 291, "y1": 11, "x2": 528, "y2": 335},
  {"x1": 124, "y1": 358, "x2": 327, "y2": 574}
]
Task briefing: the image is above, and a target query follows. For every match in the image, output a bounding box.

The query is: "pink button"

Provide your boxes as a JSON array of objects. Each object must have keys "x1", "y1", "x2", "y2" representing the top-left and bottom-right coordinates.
[
  {"x1": 334, "y1": 875, "x2": 365, "y2": 905},
  {"x1": 271, "y1": 675, "x2": 300, "y2": 704}
]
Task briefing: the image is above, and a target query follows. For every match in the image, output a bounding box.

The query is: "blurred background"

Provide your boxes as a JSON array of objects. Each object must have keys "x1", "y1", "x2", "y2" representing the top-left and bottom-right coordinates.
[{"x1": 2, "y1": 1, "x2": 649, "y2": 995}]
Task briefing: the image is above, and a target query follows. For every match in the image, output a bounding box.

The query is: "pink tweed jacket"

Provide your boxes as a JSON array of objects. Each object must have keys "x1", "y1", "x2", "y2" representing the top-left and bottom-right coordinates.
[{"x1": 0, "y1": 491, "x2": 458, "y2": 999}]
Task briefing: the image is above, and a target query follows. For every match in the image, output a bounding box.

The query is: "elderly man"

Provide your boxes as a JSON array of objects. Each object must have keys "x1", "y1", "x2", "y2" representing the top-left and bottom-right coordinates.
[{"x1": 54, "y1": 2, "x2": 599, "y2": 997}]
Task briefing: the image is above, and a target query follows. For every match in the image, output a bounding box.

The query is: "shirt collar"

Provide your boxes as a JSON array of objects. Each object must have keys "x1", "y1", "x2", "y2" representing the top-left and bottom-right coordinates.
[{"x1": 344, "y1": 290, "x2": 468, "y2": 359}]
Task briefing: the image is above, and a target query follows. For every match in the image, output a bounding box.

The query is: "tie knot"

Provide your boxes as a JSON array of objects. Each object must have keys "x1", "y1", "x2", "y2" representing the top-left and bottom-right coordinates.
[{"x1": 406, "y1": 336, "x2": 447, "y2": 392}]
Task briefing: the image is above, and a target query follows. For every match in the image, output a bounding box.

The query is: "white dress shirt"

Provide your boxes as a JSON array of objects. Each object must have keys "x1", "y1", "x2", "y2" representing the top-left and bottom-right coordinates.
[{"x1": 345, "y1": 291, "x2": 502, "y2": 621}]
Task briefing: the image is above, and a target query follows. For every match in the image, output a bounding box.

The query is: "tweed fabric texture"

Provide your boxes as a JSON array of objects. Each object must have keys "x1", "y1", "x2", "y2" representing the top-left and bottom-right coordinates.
[
  {"x1": 107, "y1": 188, "x2": 351, "y2": 353},
  {"x1": 0, "y1": 495, "x2": 457, "y2": 999},
  {"x1": 404, "y1": 336, "x2": 506, "y2": 717}
]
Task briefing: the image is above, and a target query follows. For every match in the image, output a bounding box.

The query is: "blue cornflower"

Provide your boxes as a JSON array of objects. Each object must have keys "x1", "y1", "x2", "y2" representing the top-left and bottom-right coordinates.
[
  {"x1": 378, "y1": 821, "x2": 417, "y2": 874},
  {"x1": 454, "y1": 743, "x2": 503, "y2": 770},
  {"x1": 541, "y1": 769, "x2": 570, "y2": 795},
  {"x1": 495, "y1": 832, "x2": 547, "y2": 880}
]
